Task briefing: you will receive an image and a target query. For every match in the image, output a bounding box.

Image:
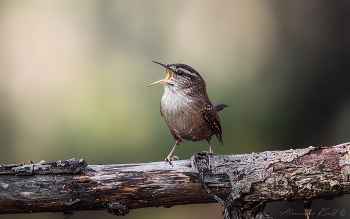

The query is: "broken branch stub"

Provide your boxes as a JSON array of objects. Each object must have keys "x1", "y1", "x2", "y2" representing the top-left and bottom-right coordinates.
[{"x1": 193, "y1": 143, "x2": 350, "y2": 219}]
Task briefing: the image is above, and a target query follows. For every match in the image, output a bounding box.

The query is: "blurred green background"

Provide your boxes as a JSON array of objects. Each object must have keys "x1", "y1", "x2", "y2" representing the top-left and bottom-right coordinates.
[{"x1": 1, "y1": 1, "x2": 350, "y2": 219}]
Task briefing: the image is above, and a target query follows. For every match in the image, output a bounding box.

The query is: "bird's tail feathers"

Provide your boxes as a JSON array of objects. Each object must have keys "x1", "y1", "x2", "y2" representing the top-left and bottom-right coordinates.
[
  {"x1": 215, "y1": 132, "x2": 223, "y2": 145},
  {"x1": 214, "y1": 103, "x2": 229, "y2": 112}
]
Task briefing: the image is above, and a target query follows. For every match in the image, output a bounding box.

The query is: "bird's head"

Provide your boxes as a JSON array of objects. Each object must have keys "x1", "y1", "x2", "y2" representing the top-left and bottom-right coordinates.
[{"x1": 148, "y1": 61, "x2": 206, "y2": 90}]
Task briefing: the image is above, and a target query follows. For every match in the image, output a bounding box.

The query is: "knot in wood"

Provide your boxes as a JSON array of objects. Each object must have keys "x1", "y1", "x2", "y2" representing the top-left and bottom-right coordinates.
[
  {"x1": 106, "y1": 200, "x2": 129, "y2": 216},
  {"x1": 191, "y1": 152, "x2": 211, "y2": 176}
]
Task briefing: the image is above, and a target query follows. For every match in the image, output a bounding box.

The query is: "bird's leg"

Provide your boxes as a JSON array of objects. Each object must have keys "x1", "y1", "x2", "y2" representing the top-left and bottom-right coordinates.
[
  {"x1": 206, "y1": 137, "x2": 214, "y2": 155},
  {"x1": 165, "y1": 141, "x2": 181, "y2": 166}
]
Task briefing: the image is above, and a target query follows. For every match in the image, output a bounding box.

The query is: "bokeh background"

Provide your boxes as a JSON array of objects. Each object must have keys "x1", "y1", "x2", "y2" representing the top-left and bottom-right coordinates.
[{"x1": 1, "y1": 1, "x2": 350, "y2": 219}]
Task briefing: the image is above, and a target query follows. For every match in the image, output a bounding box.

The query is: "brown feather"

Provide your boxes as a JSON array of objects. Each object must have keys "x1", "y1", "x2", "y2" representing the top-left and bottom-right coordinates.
[{"x1": 201, "y1": 105, "x2": 223, "y2": 145}]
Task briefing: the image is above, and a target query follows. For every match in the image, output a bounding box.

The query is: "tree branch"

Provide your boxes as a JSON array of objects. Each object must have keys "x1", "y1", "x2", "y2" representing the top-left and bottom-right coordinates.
[{"x1": 1, "y1": 142, "x2": 350, "y2": 218}]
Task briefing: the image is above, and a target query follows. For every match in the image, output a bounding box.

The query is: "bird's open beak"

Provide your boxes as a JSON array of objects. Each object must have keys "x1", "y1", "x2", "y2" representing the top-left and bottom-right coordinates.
[{"x1": 148, "y1": 61, "x2": 173, "y2": 87}]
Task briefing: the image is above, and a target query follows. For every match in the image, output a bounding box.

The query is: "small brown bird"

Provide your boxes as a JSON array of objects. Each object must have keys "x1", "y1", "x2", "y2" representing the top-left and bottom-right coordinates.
[{"x1": 148, "y1": 61, "x2": 228, "y2": 165}]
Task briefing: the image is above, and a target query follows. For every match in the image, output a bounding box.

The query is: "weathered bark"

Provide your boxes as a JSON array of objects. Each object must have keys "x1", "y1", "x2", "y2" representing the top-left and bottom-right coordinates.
[{"x1": 1, "y1": 142, "x2": 350, "y2": 218}]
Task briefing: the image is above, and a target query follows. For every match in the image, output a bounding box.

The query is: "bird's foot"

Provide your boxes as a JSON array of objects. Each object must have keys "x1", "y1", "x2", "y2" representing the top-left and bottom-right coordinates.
[
  {"x1": 165, "y1": 156, "x2": 179, "y2": 166},
  {"x1": 202, "y1": 151, "x2": 214, "y2": 155}
]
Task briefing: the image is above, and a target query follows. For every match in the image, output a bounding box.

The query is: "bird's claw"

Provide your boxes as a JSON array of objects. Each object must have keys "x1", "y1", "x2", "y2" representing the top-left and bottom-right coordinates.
[
  {"x1": 165, "y1": 156, "x2": 179, "y2": 166},
  {"x1": 202, "y1": 151, "x2": 214, "y2": 155}
]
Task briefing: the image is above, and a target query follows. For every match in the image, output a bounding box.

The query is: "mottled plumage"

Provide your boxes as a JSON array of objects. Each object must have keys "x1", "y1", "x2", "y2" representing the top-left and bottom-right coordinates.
[{"x1": 148, "y1": 61, "x2": 228, "y2": 165}]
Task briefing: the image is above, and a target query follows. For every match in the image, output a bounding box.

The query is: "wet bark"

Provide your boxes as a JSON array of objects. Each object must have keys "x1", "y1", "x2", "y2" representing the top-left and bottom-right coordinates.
[{"x1": 1, "y1": 143, "x2": 350, "y2": 218}]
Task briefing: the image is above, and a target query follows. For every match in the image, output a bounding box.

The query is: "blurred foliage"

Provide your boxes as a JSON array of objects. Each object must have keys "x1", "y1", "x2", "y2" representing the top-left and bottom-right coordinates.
[{"x1": 0, "y1": 1, "x2": 350, "y2": 218}]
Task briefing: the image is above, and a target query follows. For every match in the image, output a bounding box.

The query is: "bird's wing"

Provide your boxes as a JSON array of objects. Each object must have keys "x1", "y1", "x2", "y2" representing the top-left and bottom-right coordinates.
[{"x1": 201, "y1": 105, "x2": 223, "y2": 145}]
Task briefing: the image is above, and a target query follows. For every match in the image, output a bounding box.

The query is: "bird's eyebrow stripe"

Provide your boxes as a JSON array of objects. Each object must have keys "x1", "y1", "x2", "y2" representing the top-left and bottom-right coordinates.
[{"x1": 176, "y1": 68, "x2": 196, "y2": 78}]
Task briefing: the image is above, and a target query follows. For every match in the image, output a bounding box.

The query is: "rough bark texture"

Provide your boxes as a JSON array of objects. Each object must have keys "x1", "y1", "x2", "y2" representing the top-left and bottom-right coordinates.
[{"x1": 1, "y1": 142, "x2": 350, "y2": 218}]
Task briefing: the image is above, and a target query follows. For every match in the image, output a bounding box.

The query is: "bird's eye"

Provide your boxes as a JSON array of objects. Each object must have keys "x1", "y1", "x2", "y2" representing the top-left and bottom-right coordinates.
[{"x1": 177, "y1": 70, "x2": 184, "y2": 76}]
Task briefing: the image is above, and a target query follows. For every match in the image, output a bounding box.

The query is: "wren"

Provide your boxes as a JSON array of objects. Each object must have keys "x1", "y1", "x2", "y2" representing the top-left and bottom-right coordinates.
[{"x1": 148, "y1": 61, "x2": 228, "y2": 165}]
